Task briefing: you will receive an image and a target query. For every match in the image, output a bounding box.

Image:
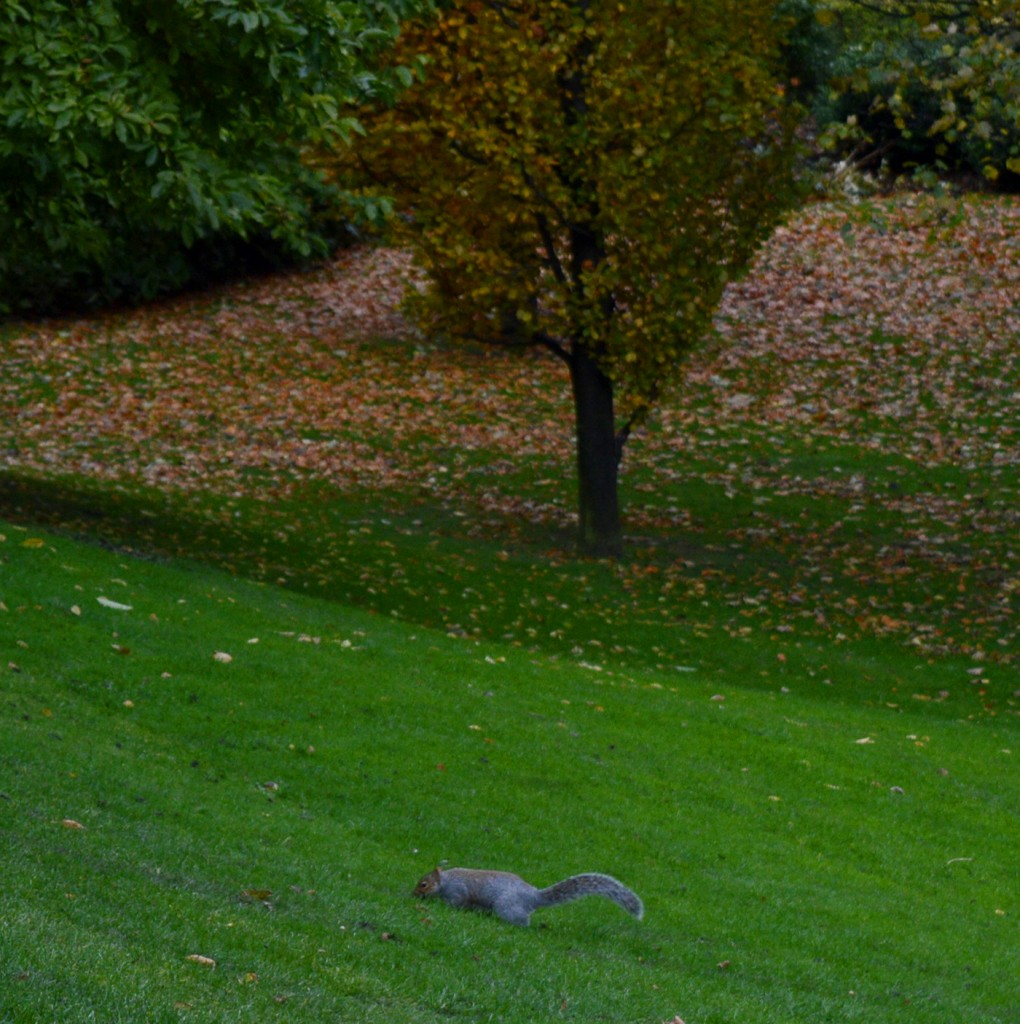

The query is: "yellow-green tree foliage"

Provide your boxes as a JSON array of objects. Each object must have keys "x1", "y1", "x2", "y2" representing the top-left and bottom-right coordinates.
[{"x1": 347, "y1": 0, "x2": 799, "y2": 552}]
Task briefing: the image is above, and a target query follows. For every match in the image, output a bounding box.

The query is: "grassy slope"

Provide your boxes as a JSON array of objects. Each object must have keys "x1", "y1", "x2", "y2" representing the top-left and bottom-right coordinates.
[
  {"x1": 2, "y1": 521, "x2": 1017, "y2": 1024},
  {"x1": 1, "y1": 194, "x2": 1017, "y2": 1022}
]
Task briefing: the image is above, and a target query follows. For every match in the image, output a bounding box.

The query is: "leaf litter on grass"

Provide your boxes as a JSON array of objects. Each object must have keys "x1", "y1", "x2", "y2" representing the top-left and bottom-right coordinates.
[{"x1": 1, "y1": 196, "x2": 1017, "y2": 712}]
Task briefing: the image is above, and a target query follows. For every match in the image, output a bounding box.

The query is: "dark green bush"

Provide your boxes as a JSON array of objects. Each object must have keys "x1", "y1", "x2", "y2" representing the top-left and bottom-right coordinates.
[
  {"x1": 0, "y1": 0, "x2": 425, "y2": 316},
  {"x1": 812, "y1": 3, "x2": 1020, "y2": 189},
  {"x1": 777, "y1": 0, "x2": 840, "y2": 109},
  {"x1": 830, "y1": 34, "x2": 951, "y2": 172}
]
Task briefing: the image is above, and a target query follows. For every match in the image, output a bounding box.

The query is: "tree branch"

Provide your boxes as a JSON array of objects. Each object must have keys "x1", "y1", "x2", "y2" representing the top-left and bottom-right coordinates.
[
  {"x1": 531, "y1": 330, "x2": 571, "y2": 362},
  {"x1": 533, "y1": 210, "x2": 567, "y2": 285},
  {"x1": 846, "y1": 0, "x2": 980, "y2": 19},
  {"x1": 450, "y1": 320, "x2": 569, "y2": 363}
]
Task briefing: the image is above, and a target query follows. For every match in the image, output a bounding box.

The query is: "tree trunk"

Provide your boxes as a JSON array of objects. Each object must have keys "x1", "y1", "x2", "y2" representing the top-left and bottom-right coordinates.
[
  {"x1": 558, "y1": 0, "x2": 622, "y2": 556},
  {"x1": 569, "y1": 340, "x2": 623, "y2": 557}
]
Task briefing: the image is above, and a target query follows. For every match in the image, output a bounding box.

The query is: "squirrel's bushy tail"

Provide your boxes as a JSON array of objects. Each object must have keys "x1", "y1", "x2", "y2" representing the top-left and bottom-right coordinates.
[{"x1": 536, "y1": 873, "x2": 644, "y2": 919}]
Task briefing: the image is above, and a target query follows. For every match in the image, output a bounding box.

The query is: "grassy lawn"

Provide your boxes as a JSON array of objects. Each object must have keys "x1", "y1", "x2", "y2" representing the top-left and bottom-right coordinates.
[
  {"x1": 1, "y1": 194, "x2": 1018, "y2": 1021},
  {"x1": 2, "y1": 520, "x2": 1017, "y2": 1023}
]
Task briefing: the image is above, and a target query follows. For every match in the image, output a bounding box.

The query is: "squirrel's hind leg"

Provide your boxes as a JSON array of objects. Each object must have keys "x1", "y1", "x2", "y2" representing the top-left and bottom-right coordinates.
[{"x1": 492, "y1": 899, "x2": 532, "y2": 926}]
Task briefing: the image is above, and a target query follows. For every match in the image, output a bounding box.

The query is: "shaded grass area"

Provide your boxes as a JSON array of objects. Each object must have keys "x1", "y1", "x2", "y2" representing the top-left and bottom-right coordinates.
[
  {"x1": 2, "y1": 521, "x2": 1018, "y2": 1023},
  {"x1": 2, "y1": 198, "x2": 1018, "y2": 692},
  {"x1": 0, "y1": 459, "x2": 1013, "y2": 722}
]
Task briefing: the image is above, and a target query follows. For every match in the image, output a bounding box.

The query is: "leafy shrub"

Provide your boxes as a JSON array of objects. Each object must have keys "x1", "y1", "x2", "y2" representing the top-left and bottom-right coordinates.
[
  {"x1": 0, "y1": 0, "x2": 424, "y2": 316},
  {"x1": 829, "y1": 34, "x2": 952, "y2": 172},
  {"x1": 777, "y1": 0, "x2": 840, "y2": 109},
  {"x1": 814, "y1": 2, "x2": 1020, "y2": 189}
]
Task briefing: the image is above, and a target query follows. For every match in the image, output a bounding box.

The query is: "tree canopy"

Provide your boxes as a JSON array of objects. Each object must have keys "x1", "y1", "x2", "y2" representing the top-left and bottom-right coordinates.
[
  {"x1": 0, "y1": 0, "x2": 426, "y2": 313},
  {"x1": 343, "y1": 0, "x2": 800, "y2": 553}
]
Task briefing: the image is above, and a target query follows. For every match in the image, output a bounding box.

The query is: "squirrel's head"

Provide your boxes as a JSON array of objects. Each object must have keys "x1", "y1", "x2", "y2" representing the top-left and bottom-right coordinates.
[{"x1": 413, "y1": 867, "x2": 442, "y2": 898}]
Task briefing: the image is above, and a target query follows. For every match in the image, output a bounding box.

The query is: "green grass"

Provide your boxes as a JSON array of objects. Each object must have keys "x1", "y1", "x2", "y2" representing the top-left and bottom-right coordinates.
[
  {"x1": 2, "y1": 520, "x2": 1017, "y2": 1023},
  {"x1": 1, "y1": 196, "x2": 1018, "y2": 1020}
]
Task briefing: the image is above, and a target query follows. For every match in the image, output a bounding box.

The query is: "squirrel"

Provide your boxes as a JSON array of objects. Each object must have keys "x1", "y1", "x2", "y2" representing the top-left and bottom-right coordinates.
[{"x1": 413, "y1": 866, "x2": 643, "y2": 927}]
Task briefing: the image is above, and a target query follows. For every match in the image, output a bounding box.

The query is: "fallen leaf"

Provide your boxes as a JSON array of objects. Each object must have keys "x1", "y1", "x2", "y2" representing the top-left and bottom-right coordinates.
[
  {"x1": 185, "y1": 954, "x2": 216, "y2": 967},
  {"x1": 213, "y1": 651, "x2": 233, "y2": 663},
  {"x1": 60, "y1": 819, "x2": 86, "y2": 830},
  {"x1": 240, "y1": 889, "x2": 273, "y2": 903},
  {"x1": 97, "y1": 596, "x2": 133, "y2": 611}
]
